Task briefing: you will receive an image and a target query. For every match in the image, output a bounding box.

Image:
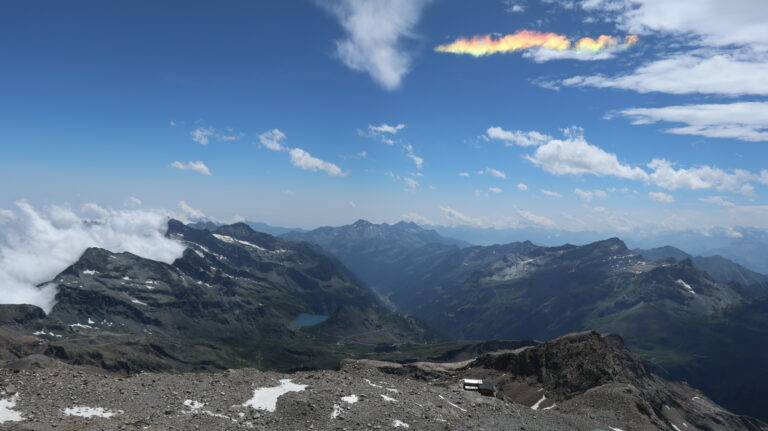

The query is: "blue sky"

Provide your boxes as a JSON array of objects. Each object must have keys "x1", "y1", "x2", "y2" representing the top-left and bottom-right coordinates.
[{"x1": 2, "y1": 0, "x2": 767, "y2": 233}]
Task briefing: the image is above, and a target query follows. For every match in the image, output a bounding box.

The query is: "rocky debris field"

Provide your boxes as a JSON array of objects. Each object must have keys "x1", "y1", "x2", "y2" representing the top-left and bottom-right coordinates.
[
  {"x1": 0, "y1": 331, "x2": 765, "y2": 431},
  {"x1": 0, "y1": 359, "x2": 674, "y2": 431}
]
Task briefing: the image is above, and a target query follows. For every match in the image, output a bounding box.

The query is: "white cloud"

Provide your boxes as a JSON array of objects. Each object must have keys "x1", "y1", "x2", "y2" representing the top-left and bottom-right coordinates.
[
  {"x1": 562, "y1": 1, "x2": 768, "y2": 96},
  {"x1": 369, "y1": 123, "x2": 406, "y2": 134},
  {"x1": 648, "y1": 159, "x2": 757, "y2": 196},
  {"x1": 170, "y1": 161, "x2": 212, "y2": 176},
  {"x1": 459, "y1": 172, "x2": 471, "y2": 177},
  {"x1": 258, "y1": 129, "x2": 347, "y2": 177},
  {"x1": 404, "y1": 144, "x2": 424, "y2": 170},
  {"x1": 488, "y1": 187, "x2": 503, "y2": 194},
  {"x1": 178, "y1": 201, "x2": 206, "y2": 220},
  {"x1": 0, "y1": 209, "x2": 16, "y2": 222},
  {"x1": 611, "y1": 0, "x2": 768, "y2": 49},
  {"x1": 319, "y1": 0, "x2": 432, "y2": 90},
  {"x1": 259, "y1": 129, "x2": 287, "y2": 151},
  {"x1": 289, "y1": 148, "x2": 346, "y2": 177},
  {"x1": 524, "y1": 46, "x2": 625, "y2": 62},
  {"x1": 574, "y1": 188, "x2": 594, "y2": 202},
  {"x1": 563, "y1": 51, "x2": 768, "y2": 96},
  {"x1": 357, "y1": 151, "x2": 368, "y2": 158},
  {"x1": 404, "y1": 177, "x2": 419, "y2": 192},
  {"x1": 126, "y1": 197, "x2": 142, "y2": 207},
  {"x1": 348, "y1": 201, "x2": 357, "y2": 208},
  {"x1": 191, "y1": 127, "x2": 215, "y2": 145},
  {"x1": 525, "y1": 129, "x2": 648, "y2": 181},
  {"x1": 484, "y1": 168, "x2": 507, "y2": 179},
  {"x1": 574, "y1": 188, "x2": 608, "y2": 202},
  {"x1": 438, "y1": 205, "x2": 555, "y2": 229},
  {"x1": 517, "y1": 209, "x2": 557, "y2": 228},
  {"x1": 439, "y1": 206, "x2": 492, "y2": 228},
  {"x1": 700, "y1": 196, "x2": 735, "y2": 207},
  {"x1": 540, "y1": 189, "x2": 563, "y2": 198},
  {"x1": 517, "y1": 183, "x2": 528, "y2": 191},
  {"x1": 400, "y1": 212, "x2": 434, "y2": 225},
  {"x1": 648, "y1": 191, "x2": 675, "y2": 203},
  {"x1": 190, "y1": 126, "x2": 243, "y2": 145},
  {"x1": 0, "y1": 202, "x2": 185, "y2": 313},
  {"x1": 485, "y1": 127, "x2": 552, "y2": 147},
  {"x1": 619, "y1": 102, "x2": 768, "y2": 142}
]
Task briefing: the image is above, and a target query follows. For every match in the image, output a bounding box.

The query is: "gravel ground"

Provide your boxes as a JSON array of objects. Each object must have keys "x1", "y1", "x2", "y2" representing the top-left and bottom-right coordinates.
[{"x1": 0, "y1": 359, "x2": 664, "y2": 431}]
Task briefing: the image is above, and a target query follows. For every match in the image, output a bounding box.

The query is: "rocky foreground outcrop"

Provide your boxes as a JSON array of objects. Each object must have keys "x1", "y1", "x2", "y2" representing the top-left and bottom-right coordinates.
[{"x1": 0, "y1": 332, "x2": 764, "y2": 430}]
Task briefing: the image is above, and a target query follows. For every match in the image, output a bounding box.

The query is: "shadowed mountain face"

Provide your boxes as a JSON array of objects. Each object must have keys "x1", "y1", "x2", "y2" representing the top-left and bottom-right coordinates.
[
  {"x1": 326, "y1": 235, "x2": 767, "y2": 421},
  {"x1": 281, "y1": 220, "x2": 468, "y2": 296},
  {"x1": 0, "y1": 220, "x2": 433, "y2": 372},
  {"x1": 635, "y1": 245, "x2": 768, "y2": 288}
]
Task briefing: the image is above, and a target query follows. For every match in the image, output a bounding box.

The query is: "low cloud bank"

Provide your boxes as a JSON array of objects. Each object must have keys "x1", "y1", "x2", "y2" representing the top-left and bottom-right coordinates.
[{"x1": 0, "y1": 202, "x2": 186, "y2": 313}]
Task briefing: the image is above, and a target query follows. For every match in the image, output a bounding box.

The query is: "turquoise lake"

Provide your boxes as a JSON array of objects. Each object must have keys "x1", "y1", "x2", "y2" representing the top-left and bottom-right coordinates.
[{"x1": 288, "y1": 314, "x2": 328, "y2": 329}]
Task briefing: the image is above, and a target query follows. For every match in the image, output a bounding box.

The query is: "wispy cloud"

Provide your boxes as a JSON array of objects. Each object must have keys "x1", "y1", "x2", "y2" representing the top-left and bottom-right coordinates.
[
  {"x1": 258, "y1": 129, "x2": 347, "y2": 177},
  {"x1": 435, "y1": 30, "x2": 637, "y2": 61},
  {"x1": 517, "y1": 183, "x2": 528, "y2": 191},
  {"x1": 618, "y1": 102, "x2": 768, "y2": 142},
  {"x1": 648, "y1": 191, "x2": 675, "y2": 203},
  {"x1": 289, "y1": 148, "x2": 346, "y2": 177},
  {"x1": 170, "y1": 161, "x2": 212, "y2": 176},
  {"x1": 259, "y1": 129, "x2": 287, "y2": 151},
  {"x1": 190, "y1": 126, "x2": 243, "y2": 145},
  {"x1": 485, "y1": 127, "x2": 552, "y2": 146},
  {"x1": 540, "y1": 189, "x2": 563, "y2": 198},
  {"x1": 404, "y1": 177, "x2": 419, "y2": 192},
  {"x1": 481, "y1": 167, "x2": 507, "y2": 179},
  {"x1": 318, "y1": 0, "x2": 432, "y2": 90},
  {"x1": 369, "y1": 123, "x2": 406, "y2": 134},
  {"x1": 361, "y1": 122, "x2": 424, "y2": 170},
  {"x1": 700, "y1": 196, "x2": 735, "y2": 207}
]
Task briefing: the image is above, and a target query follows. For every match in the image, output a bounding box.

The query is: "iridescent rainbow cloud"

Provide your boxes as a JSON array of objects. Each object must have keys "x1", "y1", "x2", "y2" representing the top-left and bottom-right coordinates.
[{"x1": 435, "y1": 30, "x2": 638, "y2": 57}]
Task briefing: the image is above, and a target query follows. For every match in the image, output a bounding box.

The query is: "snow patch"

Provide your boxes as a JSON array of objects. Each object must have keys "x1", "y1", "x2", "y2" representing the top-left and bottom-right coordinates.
[
  {"x1": 676, "y1": 279, "x2": 696, "y2": 294},
  {"x1": 341, "y1": 394, "x2": 359, "y2": 404},
  {"x1": 381, "y1": 395, "x2": 397, "y2": 402},
  {"x1": 69, "y1": 323, "x2": 95, "y2": 330},
  {"x1": 610, "y1": 427, "x2": 625, "y2": 431},
  {"x1": 331, "y1": 404, "x2": 342, "y2": 419},
  {"x1": 213, "y1": 234, "x2": 267, "y2": 252},
  {"x1": 672, "y1": 425, "x2": 681, "y2": 431},
  {"x1": 438, "y1": 395, "x2": 466, "y2": 412},
  {"x1": 33, "y1": 330, "x2": 61, "y2": 338},
  {"x1": 130, "y1": 298, "x2": 147, "y2": 306},
  {"x1": 392, "y1": 419, "x2": 410, "y2": 428},
  {"x1": 364, "y1": 379, "x2": 383, "y2": 389},
  {"x1": 63, "y1": 406, "x2": 120, "y2": 418},
  {"x1": 242, "y1": 379, "x2": 306, "y2": 412},
  {"x1": 82, "y1": 270, "x2": 98, "y2": 275},
  {"x1": 531, "y1": 394, "x2": 547, "y2": 410},
  {"x1": 183, "y1": 400, "x2": 236, "y2": 422},
  {"x1": 0, "y1": 395, "x2": 23, "y2": 423}
]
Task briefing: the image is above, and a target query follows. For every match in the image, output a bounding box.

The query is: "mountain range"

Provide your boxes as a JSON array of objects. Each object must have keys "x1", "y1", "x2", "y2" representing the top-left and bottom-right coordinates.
[
  {"x1": 280, "y1": 219, "x2": 768, "y2": 421},
  {"x1": 2, "y1": 218, "x2": 768, "y2": 425}
]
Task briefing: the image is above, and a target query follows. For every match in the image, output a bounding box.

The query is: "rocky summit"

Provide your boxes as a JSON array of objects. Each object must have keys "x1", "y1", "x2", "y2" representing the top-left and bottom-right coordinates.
[{"x1": 0, "y1": 332, "x2": 763, "y2": 431}]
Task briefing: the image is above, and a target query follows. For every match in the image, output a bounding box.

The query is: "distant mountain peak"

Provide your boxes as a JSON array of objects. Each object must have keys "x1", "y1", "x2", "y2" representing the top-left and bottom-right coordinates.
[{"x1": 352, "y1": 219, "x2": 374, "y2": 227}]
